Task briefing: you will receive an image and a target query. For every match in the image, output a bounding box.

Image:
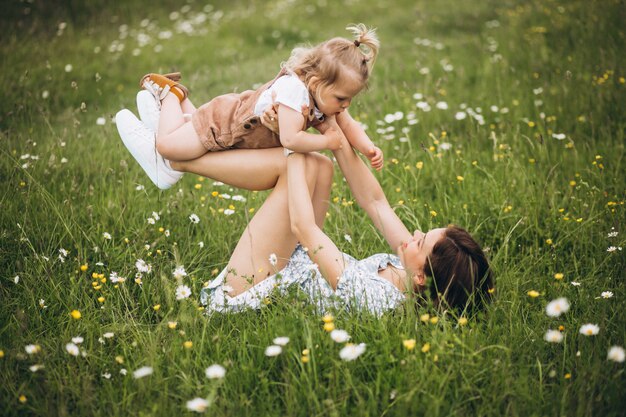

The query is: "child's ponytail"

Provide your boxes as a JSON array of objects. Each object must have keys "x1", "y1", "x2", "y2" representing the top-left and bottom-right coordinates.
[{"x1": 346, "y1": 23, "x2": 379, "y2": 73}]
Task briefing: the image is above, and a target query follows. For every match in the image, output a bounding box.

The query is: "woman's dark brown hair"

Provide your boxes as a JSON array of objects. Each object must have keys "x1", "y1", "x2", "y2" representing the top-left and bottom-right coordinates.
[{"x1": 424, "y1": 225, "x2": 494, "y2": 312}]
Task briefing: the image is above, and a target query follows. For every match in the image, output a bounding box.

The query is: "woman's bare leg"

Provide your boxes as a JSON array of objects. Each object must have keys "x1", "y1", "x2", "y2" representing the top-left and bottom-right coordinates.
[
  {"x1": 225, "y1": 153, "x2": 324, "y2": 295},
  {"x1": 156, "y1": 94, "x2": 206, "y2": 161},
  {"x1": 310, "y1": 153, "x2": 333, "y2": 229}
]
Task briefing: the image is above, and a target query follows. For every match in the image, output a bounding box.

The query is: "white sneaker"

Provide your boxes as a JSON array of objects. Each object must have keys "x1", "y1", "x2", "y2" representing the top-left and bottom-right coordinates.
[
  {"x1": 115, "y1": 109, "x2": 183, "y2": 190},
  {"x1": 136, "y1": 90, "x2": 160, "y2": 134}
]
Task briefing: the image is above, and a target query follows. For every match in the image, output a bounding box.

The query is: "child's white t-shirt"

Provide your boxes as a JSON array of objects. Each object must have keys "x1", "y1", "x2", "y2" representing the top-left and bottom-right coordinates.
[{"x1": 254, "y1": 74, "x2": 324, "y2": 120}]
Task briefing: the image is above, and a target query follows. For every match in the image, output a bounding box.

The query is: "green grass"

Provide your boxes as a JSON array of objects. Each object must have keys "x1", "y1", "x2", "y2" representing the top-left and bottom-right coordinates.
[{"x1": 1, "y1": 0, "x2": 625, "y2": 415}]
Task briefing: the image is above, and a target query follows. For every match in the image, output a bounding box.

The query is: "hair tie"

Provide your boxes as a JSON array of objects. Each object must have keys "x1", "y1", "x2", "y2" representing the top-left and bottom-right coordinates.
[{"x1": 354, "y1": 40, "x2": 360, "y2": 47}]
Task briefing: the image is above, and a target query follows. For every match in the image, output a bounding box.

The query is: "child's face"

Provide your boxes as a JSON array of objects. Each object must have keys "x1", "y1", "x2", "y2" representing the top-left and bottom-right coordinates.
[{"x1": 313, "y1": 73, "x2": 364, "y2": 116}]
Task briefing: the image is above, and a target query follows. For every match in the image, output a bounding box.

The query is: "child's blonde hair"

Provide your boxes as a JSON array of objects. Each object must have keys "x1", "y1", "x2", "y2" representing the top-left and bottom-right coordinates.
[{"x1": 283, "y1": 24, "x2": 379, "y2": 95}]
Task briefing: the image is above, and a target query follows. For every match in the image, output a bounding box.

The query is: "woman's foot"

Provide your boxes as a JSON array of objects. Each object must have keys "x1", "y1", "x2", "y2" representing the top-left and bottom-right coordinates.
[{"x1": 115, "y1": 109, "x2": 183, "y2": 190}]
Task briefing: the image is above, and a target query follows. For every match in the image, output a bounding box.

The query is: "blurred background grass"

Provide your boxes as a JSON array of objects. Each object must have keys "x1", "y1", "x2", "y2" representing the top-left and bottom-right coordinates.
[{"x1": 1, "y1": 0, "x2": 625, "y2": 416}]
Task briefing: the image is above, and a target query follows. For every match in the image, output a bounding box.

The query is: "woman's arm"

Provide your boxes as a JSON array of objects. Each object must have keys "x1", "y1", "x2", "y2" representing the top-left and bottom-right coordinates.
[
  {"x1": 317, "y1": 117, "x2": 411, "y2": 251},
  {"x1": 287, "y1": 153, "x2": 346, "y2": 289},
  {"x1": 278, "y1": 105, "x2": 343, "y2": 153}
]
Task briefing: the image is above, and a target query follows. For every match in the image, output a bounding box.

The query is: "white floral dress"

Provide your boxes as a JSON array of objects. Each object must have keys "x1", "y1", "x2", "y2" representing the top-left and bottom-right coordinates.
[{"x1": 200, "y1": 245, "x2": 406, "y2": 316}]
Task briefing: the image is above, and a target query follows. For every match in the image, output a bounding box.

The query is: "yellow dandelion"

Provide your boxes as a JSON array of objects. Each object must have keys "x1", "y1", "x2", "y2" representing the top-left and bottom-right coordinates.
[
  {"x1": 558, "y1": 325, "x2": 565, "y2": 331},
  {"x1": 301, "y1": 356, "x2": 310, "y2": 363},
  {"x1": 211, "y1": 191, "x2": 219, "y2": 197},
  {"x1": 194, "y1": 184, "x2": 202, "y2": 190},
  {"x1": 546, "y1": 238, "x2": 553, "y2": 245},
  {"x1": 322, "y1": 314, "x2": 334, "y2": 323},
  {"x1": 569, "y1": 180, "x2": 576, "y2": 187},
  {"x1": 429, "y1": 317, "x2": 439, "y2": 324},
  {"x1": 458, "y1": 317, "x2": 468, "y2": 326},
  {"x1": 421, "y1": 343, "x2": 431, "y2": 353},
  {"x1": 416, "y1": 161, "x2": 423, "y2": 170},
  {"x1": 19, "y1": 395, "x2": 27, "y2": 404},
  {"x1": 554, "y1": 273, "x2": 564, "y2": 280},
  {"x1": 429, "y1": 210, "x2": 437, "y2": 217},
  {"x1": 70, "y1": 310, "x2": 81, "y2": 320},
  {"x1": 248, "y1": 208, "x2": 255, "y2": 213},
  {"x1": 0, "y1": 350, "x2": 4, "y2": 358},
  {"x1": 323, "y1": 322, "x2": 335, "y2": 332},
  {"x1": 528, "y1": 121, "x2": 535, "y2": 127},
  {"x1": 527, "y1": 290, "x2": 540, "y2": 298},
  {"x1": 97, "y1": 297, "x2": 105, "y2": 303},
  {"x1": 302, "y1": 349, "x2": 310, "y2": 356},
  {"x1": 115, "y1": 355, "x2": 124, "y2": 364},
  {"x1": 168, "y1": 321, "x2": 178, "y2": 329},
  {"x1": 564, "y1": 373, "x2": 571, "y2": 379},
  {"x1": 488, "y1": 287, "x2": 495, "y2": 294},
  {"x1": 153, "y1": 304, "x2": 161, "y2": 311},
  {"x1": 80, "y1": 264, "x2": 88, "y2": 272},
  {"x1": 420, "y1": 314, "x2": 430, "y2": 323},
  {"x1": 528, "y1": 158, "x2": 536, "y2": 164},
  {"x1": 456, "y1": 176, "x2": 464, "y2": 182},
  {"x1": 183, "y1": 341, "x2": 193, "y2": 349},
  {"x1": 403, "y1": 339, "x2": 416, "y2": 350}
]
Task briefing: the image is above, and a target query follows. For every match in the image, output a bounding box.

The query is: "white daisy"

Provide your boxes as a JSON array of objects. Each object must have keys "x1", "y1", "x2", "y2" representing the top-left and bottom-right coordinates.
[
  {"x1": 268, "y1": 253, "x2": 277, "y2": 266},
  {"x1": 607, "y1": 346, "x2": 625, "y2": 363},
  {"x1": 25, "y1": 344, "x2": 40, "y2": 355},
  {"x1": 132, "y1": 366, "x2": 153, "y2": 379},
  {"x1": 135, "y1": 259, "x2": 151, "y2": 273},
  {"x1": 545, "y1": 297, "x2": 570, "y2": 317},
  {"x1": 175, "y1": 285, "x2": 192, "y2": 300},
  {"x1": 186, "y1": 397, "x2": 209, "y2": 412},
  {"x1": 103, "y1": 232, "x2": 112, "y2": 240},
  {"x1": 264, "y1": 345, "x2": 282, "y2": 357},
  {"x1": 173, "y1": 266, "x2": 187, "y2": 279},
  {"x1": 330, "y1": 329, "x2": 351, "y2": 343},
  {"x1": 103, "y1": 332, "x2": 114, "y2": 339},
  {"x1": 189, "y1": 213, "x2": 200, "y2": 223},
  {"x1": 339, "y1": 343, "x2": 366, "y2": 361},
  {"x1": 71, "y1": 336, "x2": 84, "y2": 344},
  {"x1": 579, "y1": 324, "x2": 600, "y2": 336},
  {"x1": 273, "y1": 337, "x2": 290, "y2": 346},
  {"x1": 205, "y1": 364, "x2": 226, "y2": 379},
  {"x1": 65, "y1": 343, "x2": 80, "y2": 356},
  {"x1": 601, "y1": 291, "x2": 613, "y2": 299},
  {"x1": 544, "y1": 330, "x2": 563, "y2": 343}
]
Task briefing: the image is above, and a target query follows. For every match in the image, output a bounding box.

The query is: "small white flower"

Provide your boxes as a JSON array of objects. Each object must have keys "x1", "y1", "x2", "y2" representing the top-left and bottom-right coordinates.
[
  {"x1": 147, "y1": 218, "x2": 156, "y2": 225},
  {"x1": 39, "y1": 299, "x2": 47, "y2": 309},
  {"x1": 59, "y1": 248, "x2": 68, "y2": 257},
  {"x1": 133, "y1": 366, "x2": 154, "y2": 379},
  {"x1": 96, "y1": 117, "x2": 106, "y2": 126},
  {"x1": 173, "y1": 266, "x2": 187, "y2": 279},
  {"x1": 66, "y1": 343, "x2": 80, "y2": 356},
  {"x1": 103, "y1": 232, "x2": 112, "y2": 240},
  {"x1": 65, "y1": 64, "x2": 73, "y2": 72},
  {"x1": 25, "y1": 344, "x2": 40, "y2": 355},
  {"x1": 151, "y1": 211, "x2": 160, "y2": 220},
  {"x1": 42, "y1": 90, "x2": 50, "y2": 99},
  {"x1": 223, "y1": 209, "x2": 235, "y2": 216},
  {"x1": 135, "y1": 184, "x2": 145, "y2": 191},
  {"x1": 273, "y1": 337, "x2": 290, "y2": 346},
  {"x1": 330, "y1": 329, "x2": 351, "y2": 343},
  {"x1": 607, "y1": 346, "x2": 625, "y2": 363},
  {"x1": 455, "y1": 111, "x2": 467, "y2": 120},
  {"x1": 198, "y1": 241, "x2": 204, "y2": 248},
  {"x1": 120, "y1": 368, "x2": 128, "y2": 376},
  {"x1": 552, "y1": 133, "x2": 566, "y2": 140},
  {"x1": 435, "y1": 101, "x2": 448, "y2": 110},
  {"x1": 601, "y1": 291, "x2": 614, "y2": 299},
  {"x1": 186, "y1": 397, "x2": 210, "y2": 413},
  {"x1": 344, "y1": 234, "x2": 352, "y2": 243},
  {"x1": 71, "y1": 336, "x2": 84, "y2": 344},
  {"x1": 232, "y1": 195, "x2": 246, "y2": 202},
  {"x1": 220, "y1": 193, "x2": 232, "y2": 199},
  {"x1": 103, "y1": 332, "x2": 115, "y2": 339},
  {"x1": 607, "y1": 230, "x2": 618, "y2": 238},
  {"x1": 110, "y1": 272, "x2": 126, "y2": 283},
  {"x1": 222, "y1": 285, "x2": 234, "y2": 294},
  {"x1": 189, "y1": 213, "x2": 200, "y2": 223},
  {"x1": 29, "y1": 364, "x2": 44, "y2": 372},
  {"x1": 438, "y1": 142, "x2": 452, "y2": 151},
  {"x1": 607, "y1": 246, "x2": 617, "y2": 252},
  {"x1": 571, "y1": 281, "x2": 581, "y2": 286},
  {"x1": 135, "y1": 259, "x2": 151, "y2": 273},
  {"x1": 545, "y1": 297, "x2": 570, "y2": 317},
  {"x1": 60, "y1": 157, "x2": 68, "y2": 164},
  {"x1": 101, "y1": 372, "x2": 112, "y2": 379},
  {"x1": 164, "y1": 229, "x2": 170, "y2": 237},
  {"x1": 175, "y1": 285, "x2": 192, "y2": 300},
  {"x1": 544, "y1": 330, "x2": 563, "y2": 343},
  {"x1": 13, "y1": 275, "x2": 19, "y2": 284},
  {"x1": 205, "y1": 364, "x2": 226, "y2": 379},
  {"x1": 98, "y1": 337, "x2": 105, "y2": 344},
  {"x1": 339, "y1": 343, "x2": 366, "y2": 361},
  {"x1": 265, "y1": 345, "x2": 282, "y2": 357},
  {"x1": 269, "y1": 253, "x2": 277, "y2": 266},
  {"x1": 533, "y1": 87, "x2": 543, "y2": 95},
  {"x1": 579, "y1": 323, "x2": 600, "y2": 336}
]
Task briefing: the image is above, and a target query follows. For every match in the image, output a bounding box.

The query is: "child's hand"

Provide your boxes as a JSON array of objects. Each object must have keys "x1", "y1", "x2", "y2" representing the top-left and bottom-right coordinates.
[
  {"x1": 260, "y1": 105, "x2": 280, "y2": 133},
  {"x1": 322, "y1": 116, "x2": 344, "y2": 150},
  {"x1": 367, "y1": 146, "x2": 384, "y2": 170}
]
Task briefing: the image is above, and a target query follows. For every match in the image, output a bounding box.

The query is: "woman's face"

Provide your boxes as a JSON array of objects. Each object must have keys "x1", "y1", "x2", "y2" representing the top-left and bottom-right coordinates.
[{"x1": 398, "y1": 228, "x2": 447, "y2": 282}]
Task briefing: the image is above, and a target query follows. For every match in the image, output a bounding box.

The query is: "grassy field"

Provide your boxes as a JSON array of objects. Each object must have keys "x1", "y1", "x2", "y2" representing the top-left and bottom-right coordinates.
[{"x1": 1, "y1": 0, "x2": 625, "y2": 415}]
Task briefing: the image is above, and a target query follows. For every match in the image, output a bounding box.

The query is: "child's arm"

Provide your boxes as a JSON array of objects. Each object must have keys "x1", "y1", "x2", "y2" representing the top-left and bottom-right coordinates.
[
  {"x1": 336, "y1": 111, "x2": 384, "y2": 170},
  {"x1": 278, "y1": 105, "x2": 343, "y2": 153},
  {"x1": 317, "y1": 116, "x2": 410, "y2": 252},
  {"x1": 287, "y1": 153, "x2": 346, "y2": 289}
]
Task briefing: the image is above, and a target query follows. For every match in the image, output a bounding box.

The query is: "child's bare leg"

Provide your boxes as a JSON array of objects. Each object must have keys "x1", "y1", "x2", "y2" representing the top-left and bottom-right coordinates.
[
  {"x1": 156, "y1": 94, "x2": 206, "y2": 161},
  {"x1": 180, "y1": 97, "x2": 197, "y2": 114},
  {"x1": 171, "y1": 148, "x2": 286, "y2": 191}
]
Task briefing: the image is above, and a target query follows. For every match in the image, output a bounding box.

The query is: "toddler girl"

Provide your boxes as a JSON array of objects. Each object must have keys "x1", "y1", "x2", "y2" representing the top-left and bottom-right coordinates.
[{"x1": 117, "y1": 24, "x2": 383, "y2": 189}]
